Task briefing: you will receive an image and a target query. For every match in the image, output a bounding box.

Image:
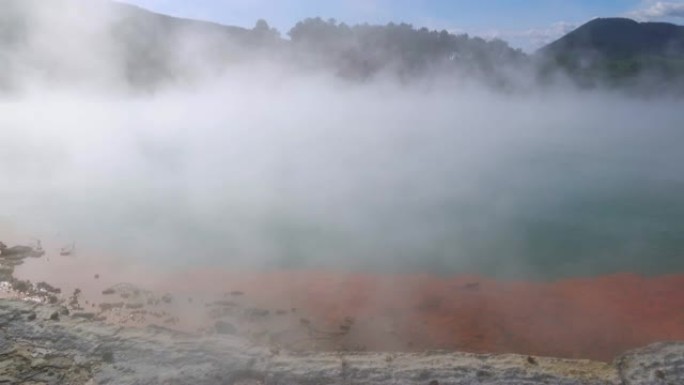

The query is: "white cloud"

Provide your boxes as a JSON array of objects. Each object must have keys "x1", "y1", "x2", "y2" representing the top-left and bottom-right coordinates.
[
  {"x1": 482, "y1": 21, "x2": 577, "y2": 52},
  {"x1": 630, "y1": 1, "x2": 684, "y2": 20},
  {"x1": 415, "y1": 17, "x2": 577, "y2": 52}
]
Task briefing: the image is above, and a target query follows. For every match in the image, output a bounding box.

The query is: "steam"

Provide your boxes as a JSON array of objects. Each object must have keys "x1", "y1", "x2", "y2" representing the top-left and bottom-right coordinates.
[{"x1": 2, "y1": 0, "x2": 684, "y2": 280}]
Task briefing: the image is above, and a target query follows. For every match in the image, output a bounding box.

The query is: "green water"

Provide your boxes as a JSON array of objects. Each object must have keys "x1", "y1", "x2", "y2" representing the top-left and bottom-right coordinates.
[
  {"x1": 260, "y1": 148, "x2": 684, "y2": 279},
  {"x1": 7, "y1": 147, "x2": 684, "y2": 281},
  {"x1": 3, "y1": 94, "x2": 684, "y2": 280}
]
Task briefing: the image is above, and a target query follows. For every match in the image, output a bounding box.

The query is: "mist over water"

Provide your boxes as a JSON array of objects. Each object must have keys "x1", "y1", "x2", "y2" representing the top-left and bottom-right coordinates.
[
  {"x1": 1, "y1": 0, "x2": 684, "y2": 281},
  {"x1": 2, "y1": 76, "x2": 684, "y2": 279}
]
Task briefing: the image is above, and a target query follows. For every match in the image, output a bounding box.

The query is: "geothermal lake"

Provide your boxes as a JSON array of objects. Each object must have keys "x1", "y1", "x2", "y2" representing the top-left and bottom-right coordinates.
[
  {"x1": 2, "y1": 89, "x2": 684, "y2": 361},
  {"x1": 1, "y1": 90, "x2": 684, "y2": 280}
]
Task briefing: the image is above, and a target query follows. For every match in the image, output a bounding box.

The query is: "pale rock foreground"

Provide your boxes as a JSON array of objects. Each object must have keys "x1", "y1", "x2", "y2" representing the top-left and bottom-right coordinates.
[{"x1": 0, "y1": 299, "x2": 681, "y2": 385}]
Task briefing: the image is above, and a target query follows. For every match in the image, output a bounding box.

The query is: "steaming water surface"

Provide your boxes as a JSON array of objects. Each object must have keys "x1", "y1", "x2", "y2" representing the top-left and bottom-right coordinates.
[{"x1": 2, "y1": 82, "x2": 683, "y2": 279}]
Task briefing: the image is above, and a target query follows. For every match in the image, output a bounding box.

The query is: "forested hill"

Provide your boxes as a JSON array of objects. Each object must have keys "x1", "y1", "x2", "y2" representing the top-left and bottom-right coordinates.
[
  {"x1": 538, "y1": 18, "x2": 684, "y2": 87},
  {"x1": 286, "y1": 17, "x2": 526, "y2": 81},
  {"x1": 542, "y1": 18, "x2": 684, "y2": 59},
  {"x1": 0, "y1": 0, "x2": 280, "y2": 89},
  {"x1": 1, "y1": 0, "x2": 683, "y2": 92},
  {"x1": 0, "y1": 0, "x2": 525, "y2": 90}
]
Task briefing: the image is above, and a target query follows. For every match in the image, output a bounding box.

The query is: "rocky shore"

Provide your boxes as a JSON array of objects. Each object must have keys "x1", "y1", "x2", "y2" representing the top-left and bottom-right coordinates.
[
  {"x1": 2, "y1": 242, "x2": 684, "y2": 384},
  {"x1": 2, "y1": 299, "x2": 684, "y2": 384}
]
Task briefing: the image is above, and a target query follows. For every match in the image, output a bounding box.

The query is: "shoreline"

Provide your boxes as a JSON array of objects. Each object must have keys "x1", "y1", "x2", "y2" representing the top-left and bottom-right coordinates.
[
  {"x1": 0, "y1": 296, "x2": 682, "y2": 384},
  {"x1": 2, "y1": 241, "x2": 684, "y2": 362}
]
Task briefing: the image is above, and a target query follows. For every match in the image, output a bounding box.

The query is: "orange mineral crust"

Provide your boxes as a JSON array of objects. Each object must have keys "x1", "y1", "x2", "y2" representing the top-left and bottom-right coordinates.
[
  {"x1": 11, "y1": 252, "x2": 684, "y2": 363},
  {"x1": 157, "y1": 270, "x2": 684, "y2": 361}
]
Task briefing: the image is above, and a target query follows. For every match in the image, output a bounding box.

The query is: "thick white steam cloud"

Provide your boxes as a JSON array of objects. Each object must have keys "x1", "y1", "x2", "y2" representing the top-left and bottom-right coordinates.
[{"x1": 1, "y1": 0, "x2": 683, "y2": 279}]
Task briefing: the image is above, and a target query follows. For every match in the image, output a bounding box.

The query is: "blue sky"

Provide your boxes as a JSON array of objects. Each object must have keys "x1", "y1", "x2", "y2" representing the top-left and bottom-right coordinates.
[{"x1": 118, "y1": 0, "x2": 684, "y2": 51}]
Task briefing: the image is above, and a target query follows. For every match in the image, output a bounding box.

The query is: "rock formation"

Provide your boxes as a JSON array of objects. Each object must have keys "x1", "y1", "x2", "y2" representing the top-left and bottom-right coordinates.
[{"x1": 0, "y1": 299, "x2": 683, "y2": 384}]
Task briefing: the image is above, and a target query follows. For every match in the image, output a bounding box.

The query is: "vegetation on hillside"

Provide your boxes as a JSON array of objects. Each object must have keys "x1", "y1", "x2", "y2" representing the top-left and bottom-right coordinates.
[
  {"x1": 0, "y1": 0, "x2": 683, "y2": 93},
  {"x1": 538, "y1": 18, "x2": 684, "y2": 92}
]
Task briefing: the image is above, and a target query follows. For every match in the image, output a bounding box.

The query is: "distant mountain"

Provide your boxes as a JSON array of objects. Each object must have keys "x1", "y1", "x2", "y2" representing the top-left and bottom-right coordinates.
[
  {"x1": 0, "y1": 0, "x2": 281, "y2": 90},
  {"x1": 538, "y1": 18, "x2": 684, "y2": 88},
  {"x1": 541, "y1": 18, "x2": 684, "y2": 59},
  {"x1": 2, "y1": 1, "x2": 682, "y2": 93},
  {"x1": 0, "y1": 0, "x2": 528, "y2": 91}
]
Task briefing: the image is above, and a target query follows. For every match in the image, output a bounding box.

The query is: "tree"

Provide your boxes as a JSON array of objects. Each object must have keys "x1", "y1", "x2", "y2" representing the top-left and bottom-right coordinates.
[{"x1": 253, "y1": 19, "x2": 279, "y2": 40}]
